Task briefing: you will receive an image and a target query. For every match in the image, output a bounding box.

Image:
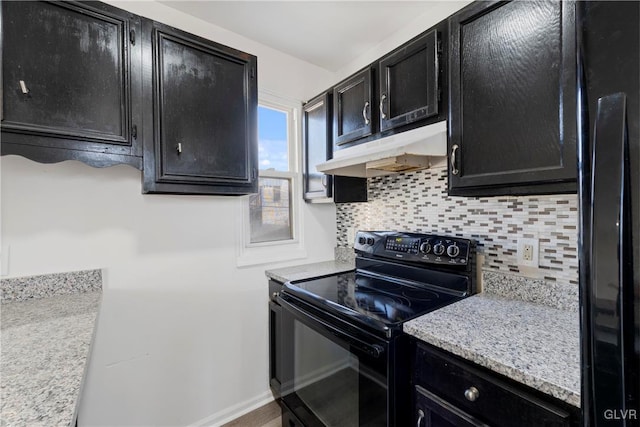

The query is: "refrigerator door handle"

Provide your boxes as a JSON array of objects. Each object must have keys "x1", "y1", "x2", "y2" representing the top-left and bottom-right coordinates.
[{"x1": 590, "y1": 92, "x2": 634, "y2": 424}]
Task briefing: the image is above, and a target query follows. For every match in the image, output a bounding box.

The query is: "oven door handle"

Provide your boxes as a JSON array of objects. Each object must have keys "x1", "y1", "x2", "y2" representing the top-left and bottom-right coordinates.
[{"x1": 279, "y1": 296, "x2": 386, "y2": 359}]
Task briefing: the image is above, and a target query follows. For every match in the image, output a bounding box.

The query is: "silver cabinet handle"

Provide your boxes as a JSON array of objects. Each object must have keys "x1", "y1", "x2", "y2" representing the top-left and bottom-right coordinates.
[
  {"x1": 450, "y1": 144, "x2": 460, "y2": 175},
  {"x1": 19, "y1": 80, "x2": 29, "y2": 94},
  {"x1": 272, "y1": 292, "x2": 279, "y2": 299},
  {"x1": 176, "y1": 143, "x2": 182, "y2": 154},
  {"x1": 464, "y1": 386, "x2": 479, "y2": 402},
  {"x1": 416, "y1": 409, "x2": 424, "y2": 427},
  {"x1": 321, "y1": 175, "x2": 328, "y2": 188},
  {"x1": 362, "y1": 101, "x2": 370, "y2": 125},
  {"x1": 379, "y1": 94, "x2": 387, "y2": 119}
]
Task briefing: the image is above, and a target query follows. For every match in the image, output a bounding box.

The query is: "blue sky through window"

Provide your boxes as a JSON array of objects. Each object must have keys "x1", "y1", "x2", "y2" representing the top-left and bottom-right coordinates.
[{"x1": 258, "y1": 106, "x2": 288, "y2": 171}]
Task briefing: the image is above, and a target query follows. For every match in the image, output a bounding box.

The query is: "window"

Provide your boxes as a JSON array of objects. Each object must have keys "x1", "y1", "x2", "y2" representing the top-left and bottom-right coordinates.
[
  {"x1": 249, "y1": 106, "x2": 293, "y2": 243},
  {"x1": 236, "y1": 92, "x2": 305, "y2": 266}
]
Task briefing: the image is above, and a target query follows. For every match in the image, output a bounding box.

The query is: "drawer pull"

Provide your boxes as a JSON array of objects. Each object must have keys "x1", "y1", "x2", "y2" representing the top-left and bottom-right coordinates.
[
  {"x1": 416, "y1": 409, "x2": 425, "y2": 427},
  {"x1": 464, "y1": 386, "x2": 479, "y2": 402}
]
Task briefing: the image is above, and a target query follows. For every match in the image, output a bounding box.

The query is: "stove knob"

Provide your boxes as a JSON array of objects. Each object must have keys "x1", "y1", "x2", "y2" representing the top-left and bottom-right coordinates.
[
  {"x1": 433, "y1": 243, "x2": 445, "y2": 256},
  {"x1": 447, "y1": 244, "x2": 460, "y2": 258},
  {"x1": 419, "y1": 242, "x2": 432, "y2": 254},
  {"x1": 366, "y1": 237, "x2": 375, "y2": 246},
  {"x1": 358, "y1": 236, "x2": 366, "y2": 245}
]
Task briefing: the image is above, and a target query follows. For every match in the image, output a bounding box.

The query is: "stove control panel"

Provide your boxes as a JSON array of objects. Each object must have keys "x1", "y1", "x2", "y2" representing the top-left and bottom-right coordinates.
[{"x1": 354, "y1": 231, "x2": 473, "y2": 268}]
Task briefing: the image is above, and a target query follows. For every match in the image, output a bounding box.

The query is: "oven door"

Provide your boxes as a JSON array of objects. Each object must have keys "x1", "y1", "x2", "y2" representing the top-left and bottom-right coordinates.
[{"x1": 279, "y1": 294, "x2": 389, "y2": 427}]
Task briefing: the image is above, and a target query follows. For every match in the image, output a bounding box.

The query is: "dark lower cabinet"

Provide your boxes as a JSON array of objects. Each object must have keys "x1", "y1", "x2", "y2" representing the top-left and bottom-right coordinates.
[
  {"x1": 448, "y1": 0, "x2": 577, "y2": 196},
  {"x1": 1, "y1": 0, "x2": 143, "y2": 168},
  {"x1": 379, "y1": 28, "x2": 443, "y2": 132},
  {"x1": 142, "y1": 20, "x2": 258, "y2": 195},
  {"x1": 413, "y1": 341, "x2": 579, "y2": 427},
  {"x1": 303, "y1": 92, "x2": 367, "y2": 203},
  {"x1": 268, "y1": 280, "x2": 283, "y2": 398},
  {"x1": 333, "y1": 67, "x2": 374, "y2": 148}
]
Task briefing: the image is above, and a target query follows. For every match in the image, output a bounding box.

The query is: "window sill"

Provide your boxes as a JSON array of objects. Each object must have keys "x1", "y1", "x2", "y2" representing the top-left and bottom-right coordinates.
[{"x1": 236, "y1": 244, "x2": 308, "y2": 268}]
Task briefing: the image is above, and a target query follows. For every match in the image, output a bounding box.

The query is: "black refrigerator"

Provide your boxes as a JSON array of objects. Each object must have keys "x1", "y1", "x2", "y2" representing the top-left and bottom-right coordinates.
[{"x1": 577, "y1": 2, "x2": 640, "y2": 426}]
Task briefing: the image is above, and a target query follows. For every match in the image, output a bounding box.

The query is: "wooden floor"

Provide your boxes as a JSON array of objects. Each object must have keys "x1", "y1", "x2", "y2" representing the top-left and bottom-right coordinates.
[{"x1": 221, "y1": 401, "x2": 281, "y2": 427}]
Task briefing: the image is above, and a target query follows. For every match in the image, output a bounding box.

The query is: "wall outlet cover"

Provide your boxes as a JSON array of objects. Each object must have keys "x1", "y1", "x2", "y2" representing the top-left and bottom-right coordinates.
[{"x1": 517, "y1": 238, "x2": 539, "y2": 267}]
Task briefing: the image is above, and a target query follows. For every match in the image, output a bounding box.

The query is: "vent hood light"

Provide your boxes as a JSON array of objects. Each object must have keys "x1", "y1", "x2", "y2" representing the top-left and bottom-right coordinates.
[{"x1": 316, "y1": 121, "x2": 447, "y2": 178}]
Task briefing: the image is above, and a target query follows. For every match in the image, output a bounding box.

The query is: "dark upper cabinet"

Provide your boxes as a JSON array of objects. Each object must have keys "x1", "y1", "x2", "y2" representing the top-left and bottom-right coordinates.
[
  {"x1": 333, "y1": 67, "x2": 374, "y2": 147},
  {"x1": 1, "y1": 1, "x2": 143, "y2": 168},
  {"x1": 303, "y1": 93, "x2": 332, "y2": 200},
  {"x1": 448, "y1": 0, "x2": 577, "y2": 196},
  {"x1": 331, "y1": 22, "x2": 446, "y2": 153},
  {"x1": 379, "y1": 29, "x2": 441, "y2": 132},
  {"x1": 303, "y1": 92, "x2": 367, "y2": 203},
  {"x1": 141, "y1": 20, "x2": 258, "y2": 195}
]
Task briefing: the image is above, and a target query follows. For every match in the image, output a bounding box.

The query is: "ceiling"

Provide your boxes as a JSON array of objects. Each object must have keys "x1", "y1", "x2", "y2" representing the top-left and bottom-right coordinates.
[{"x1": 159, "y1": 1, "x2": 443, "y2": 72}]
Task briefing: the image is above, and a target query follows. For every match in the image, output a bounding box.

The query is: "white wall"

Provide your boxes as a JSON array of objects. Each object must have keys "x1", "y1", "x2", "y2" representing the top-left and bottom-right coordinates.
[{"x1": 0, "y1": 2, "x2": 336, "y2": 426}]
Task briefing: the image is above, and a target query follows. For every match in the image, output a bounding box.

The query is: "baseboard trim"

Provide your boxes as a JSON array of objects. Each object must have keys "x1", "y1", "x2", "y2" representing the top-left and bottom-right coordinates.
[{"x1": 187, "y1": 391, "x2": 275, "y2": 427}]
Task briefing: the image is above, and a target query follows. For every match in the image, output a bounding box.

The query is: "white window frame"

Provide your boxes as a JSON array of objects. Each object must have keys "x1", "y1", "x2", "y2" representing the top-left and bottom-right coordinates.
[{"x1": 236, "y1": 91, "x2": 306, "y2": 267}]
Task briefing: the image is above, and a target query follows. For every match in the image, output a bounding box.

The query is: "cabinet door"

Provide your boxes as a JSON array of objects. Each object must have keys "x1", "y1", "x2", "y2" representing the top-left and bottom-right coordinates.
[
  {"x1": 303, "y1": 92, "x2": 367, "y2": 203},
  {"x1": 448, "y1": 1, "x2": 577, "y2": 196},
  {"x1": 303, "y1": 93, "x2": 332, "y2": 201},
  {"x1": 143, "y1": 21, "x2": 258, "y2": 195},
  {"x1": 1, "y1": 1, "x2": 142, "y2": 168},
  {"x1": 333, "y1": 68, "x2": 374, "y2": 147},
  {"x1": 379, "y1": 29, "x2": 440, "y2": 132}
]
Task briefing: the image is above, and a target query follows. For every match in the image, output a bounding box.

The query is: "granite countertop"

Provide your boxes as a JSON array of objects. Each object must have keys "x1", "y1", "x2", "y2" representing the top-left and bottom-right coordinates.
[
  {"x1": 265, "y1": 259, "x2": 355, "y2": 283},
  {"x1": 1, "y1": 270, "x2": 102, "y2": 427},
  {"x1": 404, "y1": 271, "x2": 580, "y2": 408}
]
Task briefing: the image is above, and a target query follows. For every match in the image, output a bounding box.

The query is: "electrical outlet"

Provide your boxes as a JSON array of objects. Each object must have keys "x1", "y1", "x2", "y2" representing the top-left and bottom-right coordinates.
[
  {"x1": 522, "y1": 244, "x2": 534, "y2": 262},
  {"x1": 517, "y1": 238, "x2": 539, "y2": 267}
]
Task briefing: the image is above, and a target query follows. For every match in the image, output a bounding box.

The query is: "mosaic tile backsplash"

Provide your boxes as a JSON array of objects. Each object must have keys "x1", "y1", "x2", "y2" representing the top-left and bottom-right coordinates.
[{"x1": 336, "y1": 166, "x2": 579, "y2": 285}]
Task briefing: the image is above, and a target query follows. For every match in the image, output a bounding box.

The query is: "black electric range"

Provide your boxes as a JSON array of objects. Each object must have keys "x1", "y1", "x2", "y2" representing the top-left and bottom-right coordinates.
[
  {"x1": 277, "y1": 231, "x2": 475, "y2": 426},
  {"x1": 283, "y1": 231, "x2": 475, "y2": 339}
]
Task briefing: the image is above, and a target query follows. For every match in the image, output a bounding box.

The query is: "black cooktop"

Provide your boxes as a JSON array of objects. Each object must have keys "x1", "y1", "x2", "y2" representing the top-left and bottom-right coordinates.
[
  {"x1": 284, "y1": 270, "x2": 463, "y2": 333},
  {"x1": 282, "y1": 231, "x2": 475, "y2": 339}
]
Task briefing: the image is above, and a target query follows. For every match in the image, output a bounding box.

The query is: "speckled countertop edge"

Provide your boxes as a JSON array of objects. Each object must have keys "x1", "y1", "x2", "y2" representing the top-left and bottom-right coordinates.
[
  {"x1": 1, "y1": 270, "x2": 103, "y2": 427},
  {"x1": 265, "y1": 259, "x2": 355, "y2": 283},
  {"x1": 405, "y1": 272, "x2": 580, "y2": 407},
  {"x1": 1, "y1": 269, "x2": 102, "y2": 302}
]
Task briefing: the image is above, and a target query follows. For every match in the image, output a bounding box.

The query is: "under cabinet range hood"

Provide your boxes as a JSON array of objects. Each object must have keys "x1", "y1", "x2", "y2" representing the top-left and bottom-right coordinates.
[{"x1": 316, "y1": 121, "x2": 447, "y2": 178}]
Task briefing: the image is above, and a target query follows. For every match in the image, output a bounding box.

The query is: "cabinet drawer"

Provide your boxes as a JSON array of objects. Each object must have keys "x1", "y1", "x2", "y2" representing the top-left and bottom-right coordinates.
[
  {"x1": 415, "y1": 343, "x2": 572, "y2": 427},
  {"x1": 416, "y1": 385, "x2": 488, "y2": 427}
]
